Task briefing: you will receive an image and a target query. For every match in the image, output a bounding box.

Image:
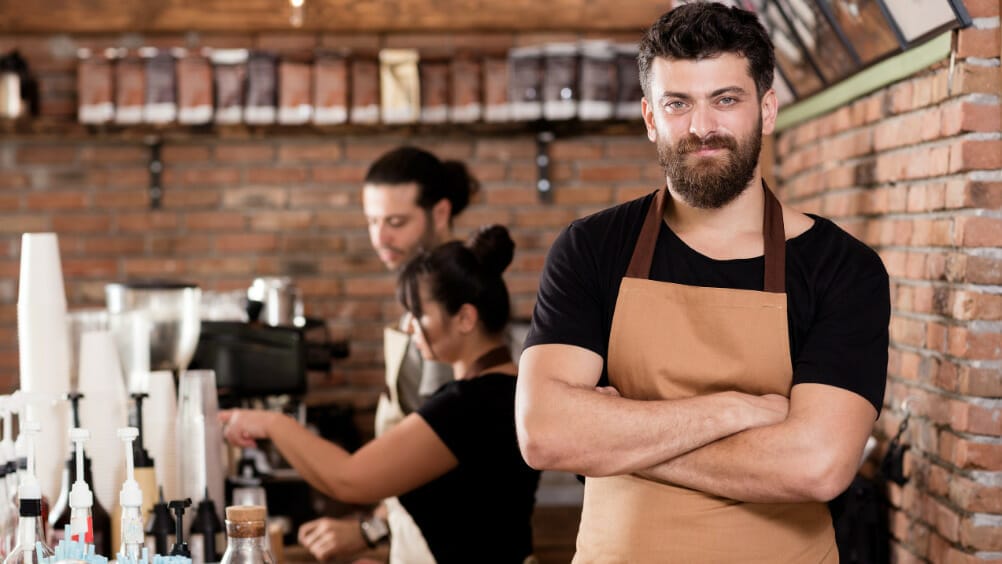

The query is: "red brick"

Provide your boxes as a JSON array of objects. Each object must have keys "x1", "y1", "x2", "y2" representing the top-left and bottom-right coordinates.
[
  {"x1": 24, "y1": 191, "x2": 88, "y2": 210},
  {"x1": 80, "y1": 237, "x2": 145, "y2": 255},
  {"x1": 51, "y1": 215, "x2": 109, "y2": 235},
  {"x1": 453, "y1": 207, "x2": 514, "y2": 229},
  {"x1": 167, "y1": 168, "x2": 241, "y2": 186},
  {"x1": 162, "y1": 145, "x2": 212, "y2": 162},
  {"x1": 951, "y1": 290, "x2": 1002, "y2": 321},
  {"x1": 949, "y1": 398, "x2": 1002, "y2": 436},
  {"x1": 61, "y1": 258, "x2": 117, "y2": 278},
  {"x1": 950, "y1": 140, "x2": 1002, "y2": 173},
  {"x1": 512, "y1": 208, "x2": 576, "y2": 228},
  {"x1": 185, "y1": 212, "x2": 246, "y2": 231},
  {"x1": 550, "y1": 140, "x2": 603, "y2": 160},
  {"x1": 0, "y1": 195, "x2": 20, "y2": 211},
  {"x1": 552, "y1": 185, "x2": 614, "y2": 205},
  {"x1": 246, "y1": 167, "x2": 309, "y2": 185},
  {"x1": 958, "y1": 27, "x2": 1002, "y2": 59},
  {"x1": 249, "y1": 211, "x2": 314, "y2": 231},
  {"x1": 277, "y1": 143, "x2": 343, "y2": 162},
  {"x1": 0, "y1": 215, "x2": 49, "y2": 233},
  {"x1": 343, "y1": 276, "x2": 396, "y2": 297},
  {"x1": 87, "y1": 168, "x2": 148, "y2": 189},
  {"x1": 484, "y1": 187, "x2": 538, "y2": 205},
  {"x1": 950, "y1": 474, "x2": 1002, "y2": 513},
  {"x1": 940, "y1": 430, "x2": 1002, "y2": 470},
  {"x1": 122, "y1": 259, "x2": 185, "y2": 277},
  {"x1": 16, "y1": 145, "x2": 76, "y2": 164},
  {"x1": 957, "y1": 365, "x2": 1002, "y2": 397},
  {"x1": 475, "y1": 139, "x2": 535, "y2": 160},
  {"x1": 579, "y1": 163, "x2": 642, "y2": 182},
  {"x1": 78, "y1": 145, "x2": 147, "y2": 164},
  {"x1": 222, "y1": 186, "x2": 289, "y2": 208},
  {"x1": 283, "y1": 235, "x2": 346, "y2": 254},
  {"x1": 957, "y1": 216, "x2": 1002, "y2": 247},
  {"x1": 162, "y1": 189, "x2": 222, "y2": 208},
  {"x1": 956, "y1": 64, "x2": 1002, "y2": 96},
  {"x1": 216, "y1": 233, "x2": 279, "y2": 253},
  {"x1": 187, "y1": 257, "x2": 260, "y2": 276},
  {"x1": 343, "y1": 141, "x2": 405, "y2": 162},
  {"x1": 116, "y1": 212, "x2": 179, "y2": 232},
  {"x1": 962, "y1": 0, "x2": 1000, "y2": 17},
  {"x1": 214, "y1": 144, "x2": 276, "y2": 162},
  {"x1": 312, "y1": 165, "x2": 368, "y2": 183},
  {"x1": 150, "y1": 235, "x2": 212, "y2": 255},
  {"x1": 289, "y1": 188, "x2": 354, "y2": 208},
  {"x1": 948, "y1": 326, "x2": 1002, "y2": 359},
  {"x1": 91, "y1": 190, "x2": 148, "y2": 209},
  {"x1": 0, "y1": 173, "x2": 29, "y2": 190}
]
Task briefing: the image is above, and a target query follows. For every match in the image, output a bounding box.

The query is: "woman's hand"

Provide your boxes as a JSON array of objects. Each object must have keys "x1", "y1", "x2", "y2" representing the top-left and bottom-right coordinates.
[{"x1": 218, "y1": 409, "x2": 280, "y2": 448}]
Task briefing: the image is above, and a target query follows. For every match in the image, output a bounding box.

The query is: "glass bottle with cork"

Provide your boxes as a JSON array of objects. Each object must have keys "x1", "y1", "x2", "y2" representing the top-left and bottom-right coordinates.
[{"x1": 219, "y1": 506, "x2": 273, "y2": 564}]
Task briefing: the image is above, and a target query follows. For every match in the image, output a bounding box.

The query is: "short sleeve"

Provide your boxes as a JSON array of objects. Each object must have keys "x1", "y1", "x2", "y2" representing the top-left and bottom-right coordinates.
[
  {"x1": 793, "y1": 249, "x2": 890, "y2": 413},
  {"x1": 523, "y1": 223, "x2": 608, "y2": 357},
  {"x1": 416, "y1": 383, "x2": 475, "y2": 461}
]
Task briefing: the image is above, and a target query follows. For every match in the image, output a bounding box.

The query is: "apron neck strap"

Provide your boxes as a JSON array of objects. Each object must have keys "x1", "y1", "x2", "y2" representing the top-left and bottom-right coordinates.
[
  {"x1": 625, "y1": 180, "x2": 787, "y2": 293},
  {"x1": 462, "y1": 345, "x2": 512, "y2": 380}
]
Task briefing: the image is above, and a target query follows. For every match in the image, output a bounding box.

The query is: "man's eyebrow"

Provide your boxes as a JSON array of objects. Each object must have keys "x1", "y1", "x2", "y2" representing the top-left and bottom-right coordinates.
[{"x1": 660, "y1": 86, "x2": 750, "y2": 101}]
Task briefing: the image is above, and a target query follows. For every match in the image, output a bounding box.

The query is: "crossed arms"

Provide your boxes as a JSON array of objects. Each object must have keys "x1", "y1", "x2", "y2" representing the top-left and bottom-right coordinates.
[{"x1": 514, "y1": 343, "x2": 877, "y2": 503}]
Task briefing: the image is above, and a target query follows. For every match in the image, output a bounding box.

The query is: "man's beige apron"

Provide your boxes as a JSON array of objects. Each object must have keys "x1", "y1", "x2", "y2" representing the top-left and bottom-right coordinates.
[
  {"x1": 376, "y1": 327, "x2": 436, "y2": 564},
  {"x1": 574, "y1": 184, "x2": 837, "y2": 563}
]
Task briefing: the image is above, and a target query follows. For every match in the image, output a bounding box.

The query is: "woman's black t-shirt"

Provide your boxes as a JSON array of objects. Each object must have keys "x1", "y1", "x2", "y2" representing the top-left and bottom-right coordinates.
[
  {"x1": 524, "y1": 191, "x2": 890, "y2": 412},
  {"x1": 399, "y1": 373, "x2": 541, "y2": 563}
]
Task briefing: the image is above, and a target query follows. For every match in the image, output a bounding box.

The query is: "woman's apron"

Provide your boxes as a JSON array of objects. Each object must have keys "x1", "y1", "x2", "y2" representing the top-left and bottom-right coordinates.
[
  {"x1": 376, "y1": 326, "x2": 436, "y2": 564},
  {"x1": 573, "y1": 184, "x2": 837, "y2": 563}
]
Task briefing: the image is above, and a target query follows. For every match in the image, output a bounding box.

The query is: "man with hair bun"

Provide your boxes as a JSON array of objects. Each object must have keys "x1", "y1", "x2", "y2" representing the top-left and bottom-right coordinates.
[
  {"x1": 297, "y1": 145, "x2": 482, "y2": 562},
  {"x1": 515, "y1": 3, "x2": 889, "y2": 562}
]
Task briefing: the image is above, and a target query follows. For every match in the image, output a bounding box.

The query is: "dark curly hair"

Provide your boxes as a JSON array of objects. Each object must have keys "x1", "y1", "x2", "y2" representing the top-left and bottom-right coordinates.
[{"x1": 638, "y1": 2, "x2": 776, "y2": 100}]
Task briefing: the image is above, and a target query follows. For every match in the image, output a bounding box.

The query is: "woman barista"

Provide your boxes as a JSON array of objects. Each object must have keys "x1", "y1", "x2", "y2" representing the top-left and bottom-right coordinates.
[{"x1": 219, "y1": 226, "x2": 541, "y2": 564}]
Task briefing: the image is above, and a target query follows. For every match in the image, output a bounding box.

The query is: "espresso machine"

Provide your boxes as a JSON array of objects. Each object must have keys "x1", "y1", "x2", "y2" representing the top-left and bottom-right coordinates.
[{"x1": 188, "y1": 277, "x2": 350, "y2": 544}]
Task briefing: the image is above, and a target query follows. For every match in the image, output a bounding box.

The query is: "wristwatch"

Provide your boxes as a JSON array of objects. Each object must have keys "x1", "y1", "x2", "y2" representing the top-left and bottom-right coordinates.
[{"x1": 359, "y1": 514, "x2": 390, "y2": 548}]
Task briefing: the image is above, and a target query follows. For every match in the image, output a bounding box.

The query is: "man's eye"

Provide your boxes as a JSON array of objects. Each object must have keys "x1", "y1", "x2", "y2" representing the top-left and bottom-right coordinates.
[
  {"x1": 666, "y1": 101, "x2": 687, "y2": 111},
  {"x1": 387, "y1": 217, "x2": 407, "y2": 228},
  {"x1": 718, "y1": 97, "x2": 737, "y2": 105}
]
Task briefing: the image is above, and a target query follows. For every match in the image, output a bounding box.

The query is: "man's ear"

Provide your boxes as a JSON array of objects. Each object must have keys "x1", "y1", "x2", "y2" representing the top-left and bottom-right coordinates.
[
  {"x1": 431, "y1": 198, "x2": 452, "y2": 234},
  {"x1": 761, "y1": 88, "x2": 779, "y2": 136},
  {"x1": 642, "y1": 97, "x2": 658, "y2": 143}
]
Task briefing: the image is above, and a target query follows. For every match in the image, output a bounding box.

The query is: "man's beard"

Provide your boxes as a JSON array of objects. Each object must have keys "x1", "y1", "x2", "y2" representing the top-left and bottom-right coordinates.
[{"x1": 658, "y1": 118, "x2": 762, "y2": 209}]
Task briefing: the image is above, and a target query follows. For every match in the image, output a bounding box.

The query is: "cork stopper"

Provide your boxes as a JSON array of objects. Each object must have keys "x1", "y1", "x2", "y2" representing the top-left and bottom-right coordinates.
[{"x1": 226, "y1": 505, "x2": 265, "y2": 522}]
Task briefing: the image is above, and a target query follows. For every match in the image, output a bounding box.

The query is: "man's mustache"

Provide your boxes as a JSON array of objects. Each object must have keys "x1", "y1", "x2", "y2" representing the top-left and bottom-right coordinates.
[{"x1": 676, "y1": 134, "x2": 738, "y2": 154}]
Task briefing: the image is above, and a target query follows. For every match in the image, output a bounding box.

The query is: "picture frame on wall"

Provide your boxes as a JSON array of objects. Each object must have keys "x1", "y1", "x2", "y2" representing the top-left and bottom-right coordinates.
[
  {"x1": 774, "y1": 0, "x2": 859, "y2": 83},
  {"x1": 881, "y1": 0, "x2": 972, "y2": 43},
  {"x1": 817, "y1": 0, "x2": 902, "y2": 63}
]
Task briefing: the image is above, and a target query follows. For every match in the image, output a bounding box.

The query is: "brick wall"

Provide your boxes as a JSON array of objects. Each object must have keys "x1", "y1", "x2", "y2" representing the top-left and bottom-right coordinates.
[
  {"x1": 774, "y1": 4, "x2": 1002, "y2": 561},
  {"x1": 0, "y1": 133, "x2": 661, "y2": 401}
]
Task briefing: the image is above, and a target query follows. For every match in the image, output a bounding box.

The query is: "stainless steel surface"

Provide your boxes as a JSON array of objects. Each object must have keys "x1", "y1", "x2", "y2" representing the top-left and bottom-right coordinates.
[
  {"x1": 105, "y1": 281, "x2": 202, "y2": 380},
  {"x1": 248, "y1": 277, "x2": 303, "y2": 327}
]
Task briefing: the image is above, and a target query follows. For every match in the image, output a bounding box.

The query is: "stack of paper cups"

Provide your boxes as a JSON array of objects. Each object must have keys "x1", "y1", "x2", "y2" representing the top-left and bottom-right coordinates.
[
  {"x1": 78, "y1": 330, "x2": 129, "y2": 512},
  {"x1": 176, "y1": 370, "x2": 226, "y2": 523},
  {"x1": 17, "y1": 232, "x2": 72, "y2": 500},
  {"x1": 145, "y1": 370, "x2": 180, "y2": 500}
]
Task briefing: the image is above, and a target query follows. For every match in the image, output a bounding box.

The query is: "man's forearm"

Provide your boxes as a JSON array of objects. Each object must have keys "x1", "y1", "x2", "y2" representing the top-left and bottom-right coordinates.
[{"x1": 518, "y1": 378, "x2": 766, "y2": 477}]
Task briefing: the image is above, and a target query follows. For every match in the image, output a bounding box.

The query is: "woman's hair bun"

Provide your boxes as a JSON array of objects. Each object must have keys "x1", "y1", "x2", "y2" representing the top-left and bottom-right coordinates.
[{"x1": 468, "y1": 225, "x2": 514, "y2": 276}]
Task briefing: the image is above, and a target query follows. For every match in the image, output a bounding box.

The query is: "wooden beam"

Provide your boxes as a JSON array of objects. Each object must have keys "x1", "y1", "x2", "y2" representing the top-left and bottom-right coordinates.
[{"x1": 2, "y1": 0, "x2": 670, "y2": 33}]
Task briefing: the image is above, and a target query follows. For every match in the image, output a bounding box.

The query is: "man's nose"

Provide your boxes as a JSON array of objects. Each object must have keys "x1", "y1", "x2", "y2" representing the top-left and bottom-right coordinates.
[{"x1": 688, "y1": 103, "x2": 717, "y2": 139}]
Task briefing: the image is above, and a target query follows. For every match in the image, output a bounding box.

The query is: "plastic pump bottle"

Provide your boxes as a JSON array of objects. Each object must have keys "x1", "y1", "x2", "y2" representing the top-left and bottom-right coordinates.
[
  {"x1": 2, "y1": 420, "x2": 54, "y2": 564},
  {"x1": 66, "y1": 429, "x2": 96, "y2": 546},
  {"x1": 117, "y1": 427, "x2": 145, "y2": 563}
]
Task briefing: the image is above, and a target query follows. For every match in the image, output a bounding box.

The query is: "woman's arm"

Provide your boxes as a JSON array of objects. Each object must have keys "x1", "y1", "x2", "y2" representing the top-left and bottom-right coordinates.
[{"x1": 220, "y1": 409, "x2": 458, "y2": 504}]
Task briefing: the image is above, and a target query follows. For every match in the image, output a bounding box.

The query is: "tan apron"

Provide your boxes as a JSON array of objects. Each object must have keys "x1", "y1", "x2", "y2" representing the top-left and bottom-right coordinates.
[
  {"x1": 574, "y1": 184, "x2": 837, "y2": 563},
  {"x1": 376, "y1": 327, "x2": 436, "y2": 564}
]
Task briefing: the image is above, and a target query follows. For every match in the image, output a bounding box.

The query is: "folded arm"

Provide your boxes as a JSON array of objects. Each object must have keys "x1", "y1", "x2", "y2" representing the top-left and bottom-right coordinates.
[
  {"x1": 636, "y1": 383, "x2": 876, "y2": 503},
  {"x1": 514, "y1": 344, "x2": 789, "y2": 477},
  {"x1": 220, "y1": 410, "x2": 457, "y2": 505}
]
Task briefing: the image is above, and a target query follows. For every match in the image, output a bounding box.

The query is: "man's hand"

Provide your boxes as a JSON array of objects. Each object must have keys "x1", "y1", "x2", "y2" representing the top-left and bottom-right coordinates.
[
  {"x1": 733, "y1": 392, "x2": 790, "y2": 428},
  {"x1": 297, "y1": 517, "x2": 367, "y2": 562}
]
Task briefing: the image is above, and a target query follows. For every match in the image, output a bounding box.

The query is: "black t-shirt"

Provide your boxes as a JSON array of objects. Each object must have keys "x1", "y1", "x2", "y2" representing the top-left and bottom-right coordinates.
[
  {"x1": 524, "y1": 191, "x2": 890, "y2": 412},
  {"x1": 399, "y1": 373, "x2": 541, "y2": 563}
]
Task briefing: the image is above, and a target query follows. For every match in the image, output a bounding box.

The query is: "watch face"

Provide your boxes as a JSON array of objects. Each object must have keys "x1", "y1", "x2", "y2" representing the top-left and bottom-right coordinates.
[{"x1": 362, "y1": 516, "x2": 389, "y2": 544}]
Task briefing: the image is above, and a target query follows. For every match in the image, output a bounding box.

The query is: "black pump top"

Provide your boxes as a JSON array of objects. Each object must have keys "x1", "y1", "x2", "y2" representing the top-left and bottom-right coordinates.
[
  {"x1": 130, "y1": 393, "x2": 155, "y2": 468},
  {"x1": 168, "y1": 498, "x2": 193, "y2": 558}
]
